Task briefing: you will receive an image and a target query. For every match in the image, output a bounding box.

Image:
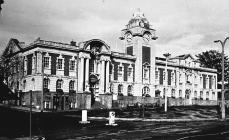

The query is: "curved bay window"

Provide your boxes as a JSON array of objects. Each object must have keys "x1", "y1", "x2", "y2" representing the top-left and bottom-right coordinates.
[
  {"x1": 142, "y1": 86, "x2": 150, "y2": 97},
  {"x1": 127, "y1": 85, "x2": 133, "y2": 96},
  {"x1": 118, "y1": 84, "x2": 123, "y2": 96}
]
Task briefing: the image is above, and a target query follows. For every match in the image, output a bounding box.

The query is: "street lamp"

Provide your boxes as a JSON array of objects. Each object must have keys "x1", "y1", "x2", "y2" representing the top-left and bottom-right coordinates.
[
  {"x1": 163, "y1": 53, "x2": 171, "y2": 112},
  {"x1": 214, "y1": 37, "x2": 229, "y2": 120}
]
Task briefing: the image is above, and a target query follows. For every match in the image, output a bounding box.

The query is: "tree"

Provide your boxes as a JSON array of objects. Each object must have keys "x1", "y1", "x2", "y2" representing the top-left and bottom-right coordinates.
[
  {"x1": 196, "y1": 50, "x2": 229, "y2": 82},
  {"x1": 0, "y1": 0, "x2": 4, "y2": 13},
  {"x1": 0, "y1": 55, "x2": 22, "y2": 86}
]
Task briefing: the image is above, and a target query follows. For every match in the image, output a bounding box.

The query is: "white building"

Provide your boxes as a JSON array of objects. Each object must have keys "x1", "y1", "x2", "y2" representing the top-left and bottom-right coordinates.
[{"x1": 2, "y1": 10, "x2": 217, "y2": 110}]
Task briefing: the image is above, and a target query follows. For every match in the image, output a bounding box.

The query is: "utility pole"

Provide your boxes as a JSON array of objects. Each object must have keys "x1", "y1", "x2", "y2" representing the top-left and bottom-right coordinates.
[
  {"x1": 163, "y1": 53, "x2": 171, "y2": 112},
  {"x1": 214, "y1": 37, "x2": 229, "y2": 120},
  {"x1": 30, "y1": 90, "x2": 32, "y2": 139},
  {"x1": 41, "y1": 52, "x2": 44, "y2": 112}
]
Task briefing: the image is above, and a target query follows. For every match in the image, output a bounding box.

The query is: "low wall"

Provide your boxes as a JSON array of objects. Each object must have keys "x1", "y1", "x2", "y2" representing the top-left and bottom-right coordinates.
[
  {"x1": 113, "y1": 96, "x2": 160, "y2": 108},
  {"x1": 168, "y1": 98, "x2": 190, "y2": 106},
  {"x1": 192, "y1": 99, "x2": 217, "y2": 106},
  {"x1": 114, "y1": 96, "x2": 218, "y2": 108},
  {"x1": 99, "y1": 94, "x2": 113, "y2": 109},
  {"x1": 76, "y1": 92, "x2": 91, "y2": 110}
]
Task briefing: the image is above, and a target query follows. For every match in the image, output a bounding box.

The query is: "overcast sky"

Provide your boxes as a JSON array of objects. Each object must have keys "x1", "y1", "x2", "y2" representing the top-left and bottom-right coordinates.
[{"x1": 1, "y1": 0, "x2": 229, "y2": 57}]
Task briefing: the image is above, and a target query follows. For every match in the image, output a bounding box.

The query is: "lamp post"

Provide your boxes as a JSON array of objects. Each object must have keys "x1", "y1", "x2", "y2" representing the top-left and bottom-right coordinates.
[
  {"x1": 163, "y1": 53, "x2": 171, "y2": 112},
  {"x1": 214, "y1": 37, "x2": 229, "y2": 120}
]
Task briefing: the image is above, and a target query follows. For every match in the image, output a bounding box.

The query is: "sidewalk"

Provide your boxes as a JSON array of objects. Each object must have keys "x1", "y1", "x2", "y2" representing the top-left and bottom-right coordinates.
[
  {"x1": 88, "y1": 116, "x2": 221, "y2": 122},
  {"x1": 0, "y1": 103, "x2": 43, "y2": 112}
]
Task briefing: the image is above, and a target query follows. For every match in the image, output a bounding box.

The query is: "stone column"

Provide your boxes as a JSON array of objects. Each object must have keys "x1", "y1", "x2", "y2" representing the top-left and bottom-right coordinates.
[
  {"x1": 99, "y1": 60, "x2": 105, "y2": 94},
  {"x1": 79, "y1": 57, "x2": 84, "y2": 92},
  {"x1": 85, "y1": 58, "x2": 89, "y2": 91},
  {"x1": 105, "y1": 61, "x2": 110, "y2": 93},
  {"x1": 37, "y1": 51, "x2": 43, "y2": 74}
]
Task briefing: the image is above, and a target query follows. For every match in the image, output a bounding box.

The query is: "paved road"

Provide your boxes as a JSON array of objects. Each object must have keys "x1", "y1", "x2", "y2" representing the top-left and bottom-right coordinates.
[{"x1": 35, "y1": 119, "x2": 229, "y2": 140}]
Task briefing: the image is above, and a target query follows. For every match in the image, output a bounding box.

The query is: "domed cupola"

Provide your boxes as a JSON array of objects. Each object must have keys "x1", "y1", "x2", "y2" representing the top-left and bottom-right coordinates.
[
  {"x1": 127, "y1": 9, "x2": 150, "y2": 29},
  {"x1": 120, "y1": 9, "x2": 157, "y2": 40}
]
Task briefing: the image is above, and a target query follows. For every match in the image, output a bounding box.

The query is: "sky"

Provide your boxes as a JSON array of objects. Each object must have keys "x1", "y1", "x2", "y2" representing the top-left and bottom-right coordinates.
[{"x1": 1, "y1": 0, "x2": 229, "y2": 57}]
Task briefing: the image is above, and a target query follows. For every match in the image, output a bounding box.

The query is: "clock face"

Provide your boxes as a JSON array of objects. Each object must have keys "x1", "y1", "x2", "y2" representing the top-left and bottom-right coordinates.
[
  {"x1": 126, "y1": 33, "x2": 132, "y2": 42},
  {"x1": 143, "y1": 33, "x2": 151, "y2": 42}
]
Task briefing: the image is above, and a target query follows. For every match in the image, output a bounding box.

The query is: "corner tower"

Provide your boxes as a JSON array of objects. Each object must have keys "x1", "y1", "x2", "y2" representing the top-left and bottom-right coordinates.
[{"x1": 120, "y1": 9, "x2": 157, "y2": 96}]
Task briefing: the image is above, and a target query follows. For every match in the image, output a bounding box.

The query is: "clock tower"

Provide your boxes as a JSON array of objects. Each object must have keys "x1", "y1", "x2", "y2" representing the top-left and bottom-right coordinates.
[{"x1": 120, "y1": 9, "x2": 158, "y2": 96}]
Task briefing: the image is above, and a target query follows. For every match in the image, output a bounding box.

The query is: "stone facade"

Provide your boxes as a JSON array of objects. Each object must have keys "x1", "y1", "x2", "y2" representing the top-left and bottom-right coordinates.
[{"x1": 2, "y1": 10, "x2": 218, "y2": 110}]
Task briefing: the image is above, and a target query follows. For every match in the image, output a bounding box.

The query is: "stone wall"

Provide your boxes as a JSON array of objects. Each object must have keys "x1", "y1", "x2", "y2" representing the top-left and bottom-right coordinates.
[
  {"x1": 114, "y1": 96, "x2": 218, "y2": 108},
  {"x1": 99, "y1": 94, "x2": 113, "y2": 109},
  {"x1": 21, "y1": 91, "x2": 42, "y2": 107},
  {"x1": 114, "y1": 96, "x2": 160, "y2": 108},
  {"x1": 192, "y1": 99, "x2": 217, "y2": 106},
  {"x1": 76, "y1": 92, "x2": 91, "y2": 109}
]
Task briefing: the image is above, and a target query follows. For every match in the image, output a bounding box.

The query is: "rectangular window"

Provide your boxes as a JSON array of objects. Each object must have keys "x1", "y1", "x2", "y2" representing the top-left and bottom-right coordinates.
[
  {"x1": 179, "y1": 90, "x2": 182, "y2": 97},
  {"x1": 57, "y1": 59, "x2": 63, "y2": 70},
  {"x1": 143, "y1": 68, "x2": 149, "y2": 79},
  {"x1": 44, "y1": 79, "x2": 49, "y2": 89},
  {"x1": 163, "y1": 71, "x2": 166, "y2": 80},
  {"x1": 206, "y1": 92, "x2": 209, "y2": 100},
  {"x1": 24, "y1": 59, "x2": 27, "y2": 73},
  {"x1": 155, "y1": 70, "x2": 159, "y2": 80},
  {"x1": 127, "y1": 67, "x2": 132, "y2": 77},
  {"x1": 118, "y1": 66, "x2": 123, "y2": 76},
  {"x1": 69, "y1": 60, "x2": 75, "y2": 71},
  {"x1": 212, "y1": 92, "x2": 215, "y2": 100},
  {"x1": 194, "y1": 91, "x2": 197, "y2": 99},
  {"x1": 200, "y1": 91, "x2": 203, "y2": 100},
  {"x1": 32, "y1": 57, "x2": 35, "y2": 70},
  {"x1": 44, "y1": 57, "x2": 50, "y2": 68}
]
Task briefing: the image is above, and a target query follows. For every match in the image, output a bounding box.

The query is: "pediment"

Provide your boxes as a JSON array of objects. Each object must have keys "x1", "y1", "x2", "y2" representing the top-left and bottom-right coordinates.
[
  {"x1": 174, "y1": 54, "x2": 195, "y2": 61},
  {"x1": 83, "y1": 39, "x2": 110, "y2": 53},
  {"x1": 2, "y1": 38, "x2": 22, "y2": 57}
]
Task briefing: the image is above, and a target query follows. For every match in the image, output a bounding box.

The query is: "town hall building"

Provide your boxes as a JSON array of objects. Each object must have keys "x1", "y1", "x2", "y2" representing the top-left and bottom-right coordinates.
[{"x1": 2, "y1": 10, "x2": 218, "y2": 110}]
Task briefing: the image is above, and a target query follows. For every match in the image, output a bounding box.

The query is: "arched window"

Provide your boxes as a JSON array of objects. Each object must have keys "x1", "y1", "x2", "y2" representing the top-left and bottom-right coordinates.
[
  {"x1": 194, "y1": 91, "x2": 197, "y2": 99},
  {"x1": 179, "y1": 90, "x2": 182, "y2": 98},
  {"x1": 142, "y1": 86, "x2": 150, "y2": 96},
  {"x1": 206, "y1": 92, "x2": 209, "y2": 100},
  {"x1": 23, "y1": 80, "x2": 26, "y2": 91},
  {"x1": 171, "y1": 89, "x2": 175, "y2": 97},
  {"x1": 127, "y1": 85, "x2": 133, "y2": 96},
  {"x1": 185, "y1": 89, "x2": 190, "y2": 99},
  {"x1": 118, "y1": 84, "x2": 123, "y2": 95},
  {"x1": 200, "y1": 91, "x2": 203, "y2": 100},
  {"x1": 110, "y1": 83, "x2": 114, "y2": 93},
  {"x1": 56, "y1": 79, "x2": 63, "y2": 89},
  {"x1": 69, "y1": 80, "x2": 74, "y2": 91},
  {"x1": 44, "y1": 78, "x2": 49, "y2": 89},
  {"x1": 16, "y1": 81, "x2": 19, "y2": 90}
]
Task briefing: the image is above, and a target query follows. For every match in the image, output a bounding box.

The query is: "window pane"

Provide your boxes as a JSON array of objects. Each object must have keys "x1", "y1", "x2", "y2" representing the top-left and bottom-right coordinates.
[
  {"x1": 70, "y1": 60, "x2": 75, "y2": 70},
  {"x1": 44, "y1": 57, "x2": 49, "y2": 68},
  {"x1": 57, "y1": 59, "x2": 63, "y2": 69}
]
